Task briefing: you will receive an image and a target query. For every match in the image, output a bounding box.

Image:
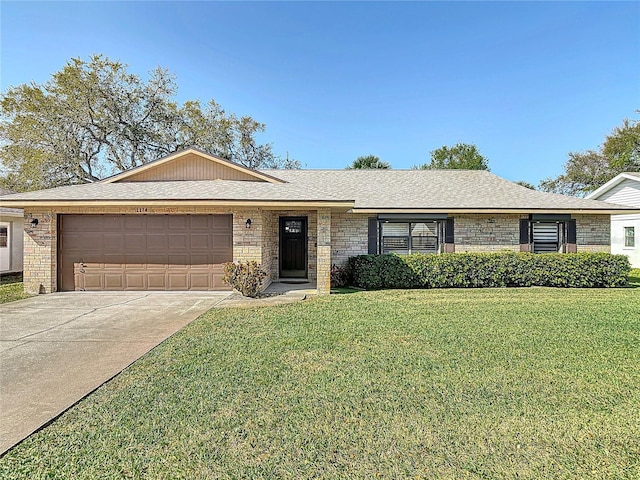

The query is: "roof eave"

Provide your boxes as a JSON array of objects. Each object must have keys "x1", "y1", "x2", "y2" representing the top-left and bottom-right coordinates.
[
  {"x1": 3, "y1": 199, "x2": 355, "y2": 209},
  {"x1": 350, "y1": 207, "x2": 640, "y2": 215}
]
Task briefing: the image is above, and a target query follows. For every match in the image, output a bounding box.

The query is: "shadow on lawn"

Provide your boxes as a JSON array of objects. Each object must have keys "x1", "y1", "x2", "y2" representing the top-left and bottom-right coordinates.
[
  {"x1": 330, "y1": 287, "x2": 362, "y2": 295},
  {"x1": 0, "y1": 273, "x2": 23, "y2": 286}
]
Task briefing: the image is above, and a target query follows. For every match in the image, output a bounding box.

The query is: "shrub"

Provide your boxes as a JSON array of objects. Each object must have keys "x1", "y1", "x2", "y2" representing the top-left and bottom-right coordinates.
[
  {"x1": 222, "y1": 261, "x2": 267, "y2": 297},
  {"x1": 348, "y1": 252, "x2": 630, "y2": 290},
  {"x1": 330, "y1": 264, "x2": 351, "y2": 288}
]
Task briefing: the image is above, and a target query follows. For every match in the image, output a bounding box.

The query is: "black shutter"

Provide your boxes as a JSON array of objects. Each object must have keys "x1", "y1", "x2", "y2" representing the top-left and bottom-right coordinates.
[
  {"x1": 519, "y1": 219, "x2": 530, "y2": 244},
  {"x1": 567, "y1": 219, "x2": 577, "y2": 244},
  {"x1": 368, "y1": 218, "x2": 378, "y2": 254},
  {"x1": 566, "y1": 219, "x2": 577, "y2": 252},
  {"x1": 445, "y1": 217, "x2": 454, "y2": 244}
]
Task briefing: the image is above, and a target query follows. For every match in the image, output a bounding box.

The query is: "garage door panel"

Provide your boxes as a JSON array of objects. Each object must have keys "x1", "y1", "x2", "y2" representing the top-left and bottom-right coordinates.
[
  {"x1": 212, "y1": 234, "x2": 232, "y2": 248},
  {"x1": 103, "y1": 234, "x2": 126, "y2": 250},
  {"x1": 212, "y1": 215, "x2": 232, "y2": 229},
  {"x1": 101, "y1": 216, "x2": 124, "y2": 231},
  {"x1": 125, "y1": 254, "x2": 146, "y2": 266},
  {"x1": 190, "y1": 273, "x2": 211, "y2": 289},
  {"x1": 146, "y1": 234, "x2": 167, "y2": 251},
  {"x1": 168, "y1": 274, "x2": 189, "y2": 290},
  {"x1": 168, "y1": 234, "x2": 189, "y2": 250},
  {"x1": 168, "y1": 216, "x2": 187, "y2": 229},
  {"x1": 146, "y1": 216, "x2": 166, "y2": 229},
  {"x1": 168, "y1": 254, "x2": 188, "y2": 266},
  {"x1": 190, "y1": 253, "x2": 210, "y2": 265},
  {"x1": 212, "y1": 271, "x2": 226, "y2": 288},
  {"x1": 62, "y1": 233, "x2": 103, "y2": 251},
  {"x1": 147, "y1": 274, "x2": 166, "y2": 290},
  {"x1": 83, "y1": 271, "x2": 104, "y2": 290},
  {"x1": 144, "y1": 254, "x2": 167, "y2": 265},
  {"x1": 212, "y1": 252, "x2": 231, "y2": 264},
  {"x1": 189, "y1": 216, "x2": 210, "y2": 230},
  {"x1": 105, "y1": 274, "x2": 124, "y2": 289},
  {"x1": 124, "y1": 273, "x2": 145, "y2": 290},
  {"x1": 124, "y1": 234, "x2": 146, "y2": 250},
  {"x1": 190, "y1": 234, "x2": 210, "y2": 249},
  {"x1": 124, "y1": 216, "x2": 145, "y2": 230}
]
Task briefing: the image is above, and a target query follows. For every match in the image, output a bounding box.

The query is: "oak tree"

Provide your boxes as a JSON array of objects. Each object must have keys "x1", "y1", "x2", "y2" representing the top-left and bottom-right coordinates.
[{"x1": 0, "y1": 55, "x2": 298, "y2": 191}]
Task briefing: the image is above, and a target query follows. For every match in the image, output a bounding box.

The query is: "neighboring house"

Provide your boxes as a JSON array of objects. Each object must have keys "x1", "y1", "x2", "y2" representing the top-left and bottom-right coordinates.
[
  {"x1": 0, "y1": 187, "x2": 24, "y2": 275},
  {"x1": 2, "y1": 148, "x2": 638, "y2": 295},
  {"x1": 586, "y1": 172, "x2": 640, "y2": 268}
]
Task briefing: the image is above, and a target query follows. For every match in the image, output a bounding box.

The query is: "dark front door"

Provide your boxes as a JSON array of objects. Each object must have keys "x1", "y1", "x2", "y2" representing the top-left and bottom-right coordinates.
[{"x1": 279, "y1": 217, "x2": 307, "y2": 278}]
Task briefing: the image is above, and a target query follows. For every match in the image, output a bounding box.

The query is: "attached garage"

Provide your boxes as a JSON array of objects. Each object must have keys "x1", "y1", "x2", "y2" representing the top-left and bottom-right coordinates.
[{"x1": 58, "y1": 214, "x2": 233, "y2": 291}]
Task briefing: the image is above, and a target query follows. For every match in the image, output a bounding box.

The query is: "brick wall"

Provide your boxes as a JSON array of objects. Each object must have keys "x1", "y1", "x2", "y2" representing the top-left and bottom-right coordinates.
[
  {"x1": 316, "y1": 208, "x2": 331, "y2": 295},
  {"x1": 454, "y1": 214, "x2": 522, "y2": 252},
  {"x1": 23, "y1": 211, "x2": 57, "y2": 294},
  {"x1": 575, "y1": 214, "x2": 610, "y2": 251},
  {"x1": 331, "y1": 213, "x2": 369, "y2": 265}
]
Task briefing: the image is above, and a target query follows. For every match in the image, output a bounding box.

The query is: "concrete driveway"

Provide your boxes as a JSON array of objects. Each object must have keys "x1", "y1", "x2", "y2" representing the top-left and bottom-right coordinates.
[{"x1": 0, "y1": 291, "x2": 230, "y2": 455}]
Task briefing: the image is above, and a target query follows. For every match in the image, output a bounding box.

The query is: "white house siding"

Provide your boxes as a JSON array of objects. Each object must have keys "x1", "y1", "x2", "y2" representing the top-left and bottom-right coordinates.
[
  {"x1": 595, "y1": 178, "x2": 640, "y2": 267},
  {"x1": 0, "y1": 213, "x2": 24, "y2": 274}
]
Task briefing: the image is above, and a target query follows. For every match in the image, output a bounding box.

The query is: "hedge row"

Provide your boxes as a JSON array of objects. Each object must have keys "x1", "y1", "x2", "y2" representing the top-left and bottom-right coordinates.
[{"x1": 347, "y1": 252, "x2": 630, "y2": 289}]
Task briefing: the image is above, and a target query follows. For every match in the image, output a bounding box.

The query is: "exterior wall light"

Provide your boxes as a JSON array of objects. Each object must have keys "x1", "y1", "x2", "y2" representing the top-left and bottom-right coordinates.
[
  {"x1": 30, "y1": 218, "x2": 39, "y2": 228},
  {"x1": 245, "y1": 218, "x2": 252, "y2": 229}
]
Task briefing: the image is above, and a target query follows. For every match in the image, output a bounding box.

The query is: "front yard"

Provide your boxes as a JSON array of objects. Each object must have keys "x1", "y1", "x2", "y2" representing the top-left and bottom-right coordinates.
[
  {"x1": 0, "y1": 274, "x2": 30, "y2": 304},
  {"x1": 1, "y1": 286, "x2": 638, "y2": 479}
]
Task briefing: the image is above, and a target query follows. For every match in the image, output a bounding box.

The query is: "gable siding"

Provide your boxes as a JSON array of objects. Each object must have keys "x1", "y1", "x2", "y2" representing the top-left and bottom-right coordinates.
[
  {"x1": 596, "y1": 179, "x2": 640, "y2": 207},
  {"x1": 122, "y1": 153, "x2": 265, "y2": 182},
  {"x1": 593, "y1": 178, "x2": 640, "y2": 266}
]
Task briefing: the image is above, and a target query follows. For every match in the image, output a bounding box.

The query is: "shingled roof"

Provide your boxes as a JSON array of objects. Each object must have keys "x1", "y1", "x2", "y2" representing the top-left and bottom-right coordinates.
[
  {"x1": 262, "y1": 169, "x2": 635, "y2": 212},
  {"x1": 1, "y1": 166, "x2": 638, "y2": 213}
]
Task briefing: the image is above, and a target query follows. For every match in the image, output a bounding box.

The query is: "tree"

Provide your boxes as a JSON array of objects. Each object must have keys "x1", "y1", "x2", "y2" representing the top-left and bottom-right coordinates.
[
  {"x1": 413, "y1": 143, "x2": 489, "y2": 170},
  {"x1": 347, "y1": 155, "x2": 390, "y2": 169},
  {"x1": 515, "y1": 180, "x2": 536, "y2": 190},
  {"x1": 539, "y1": 116, "x2": 640, "y2": 196},
  {"x1": 0, "y1": 55, "x2": 298, "y2": 192},
  {"x1": 603, "y1": 117, "x2": 640, "y2": 171}
]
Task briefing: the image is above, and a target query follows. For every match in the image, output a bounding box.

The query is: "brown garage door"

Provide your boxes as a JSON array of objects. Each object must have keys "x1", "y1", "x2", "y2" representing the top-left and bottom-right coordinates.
[{"x1": 58, "y1": 214, "x2": 233, "y2": 291}]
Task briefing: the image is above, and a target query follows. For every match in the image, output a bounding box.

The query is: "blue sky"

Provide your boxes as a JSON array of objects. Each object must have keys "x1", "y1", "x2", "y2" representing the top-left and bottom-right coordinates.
[{"x1": 1, "y1": 1, "x2": 638, "y2": 185}]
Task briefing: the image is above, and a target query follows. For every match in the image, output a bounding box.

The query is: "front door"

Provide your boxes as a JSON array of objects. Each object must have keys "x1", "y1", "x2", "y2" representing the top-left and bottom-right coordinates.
[{"x1": 279, "y1": 217, "x2": 307, "y2": 278}]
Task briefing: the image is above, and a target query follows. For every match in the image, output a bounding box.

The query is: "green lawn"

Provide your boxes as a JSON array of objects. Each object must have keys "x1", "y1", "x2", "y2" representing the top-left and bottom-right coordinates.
[
  {"x1": 1, "y1": 288, "x2": 639, "y2": 479},
  {"x1": 0, "y1": 274, "x2": 30, "y2": 304}
]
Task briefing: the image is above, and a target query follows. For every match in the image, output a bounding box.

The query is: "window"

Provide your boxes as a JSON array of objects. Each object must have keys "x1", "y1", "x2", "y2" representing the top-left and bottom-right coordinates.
[
  {"x1": 532, "y1": 222, "x2": 563, "y2": 253},
  {"x1": 284, "y1": 220, "x2": 302, "y2": 234},
  {"x1": 381, "y1": 221, "x2": 440, "y2": 254},
  {"x1": 624, "y1": 227, "x2": 635, "y2": 247},
  {"x1": 521, "y1": 216, "x2": 575, "y2": 254},
  {"x1": 0, "y1": 226, "x2": 7, "y2": 248}
]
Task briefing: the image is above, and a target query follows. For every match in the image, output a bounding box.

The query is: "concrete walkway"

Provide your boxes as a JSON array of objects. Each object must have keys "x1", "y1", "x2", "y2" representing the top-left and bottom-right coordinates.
[
  {"x1": 0, "y1": 291, "x2": 229, "y2": 455},
  {"x1": 215, "y1": 281, "x2": 317, "y2": 308}
]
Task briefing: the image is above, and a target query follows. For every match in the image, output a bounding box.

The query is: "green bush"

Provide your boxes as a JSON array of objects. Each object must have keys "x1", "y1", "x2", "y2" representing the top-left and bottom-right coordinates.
[
  {"x1": 348, "y1": 252, "x2": 630, "y2": 290},
  {"x1": 222, "y1": 261, "x2": 267, "y2": 297}
]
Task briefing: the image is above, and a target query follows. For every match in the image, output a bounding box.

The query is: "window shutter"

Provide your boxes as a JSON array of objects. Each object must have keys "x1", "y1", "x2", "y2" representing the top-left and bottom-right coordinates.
[
  {"x1": 368, "y1": 218, "x2": 378, "y2": 254},
  {"x1": 519, "y1": 219, "x2": 530, "y2": 252},
  {"x1": 566, "y1": 219, "x2": 577, "y2": 253},
  {"x1": 445, "y1": 218, "x2": 454, "y2": 243},
  {"x1": 444, "y1": 217, "x2": 455, "y2": 252}
]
